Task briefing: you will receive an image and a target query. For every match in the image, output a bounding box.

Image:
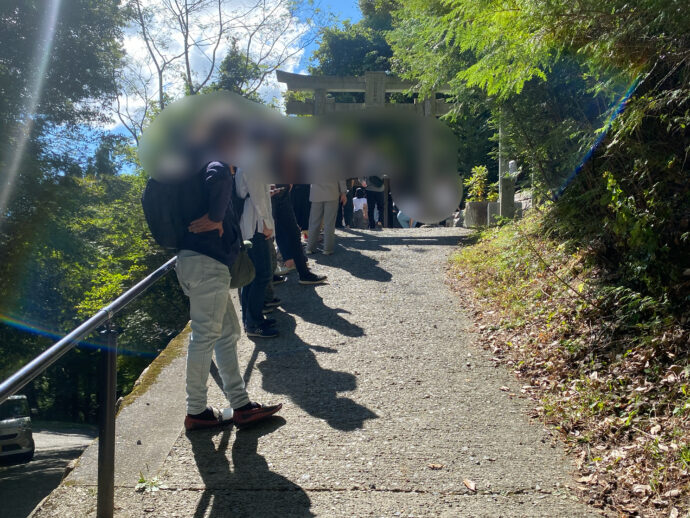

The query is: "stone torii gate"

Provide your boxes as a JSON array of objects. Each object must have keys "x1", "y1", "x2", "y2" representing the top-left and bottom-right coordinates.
[
  {"x1": 276, "y1": 70, "x2": 451, "y2": 226},
  {"x1": 276, "y1": 70, "x2": 451, "y2": 117}
]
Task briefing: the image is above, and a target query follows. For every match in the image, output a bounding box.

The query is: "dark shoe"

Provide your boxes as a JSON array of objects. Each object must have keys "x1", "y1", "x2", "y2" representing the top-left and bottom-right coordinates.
[
  {"x1": 261, "y1": 306, "x2": 274, "y2": 314},
  {"x1": 264, "y1": 297, "x2": 281, "y2": 308},
  {"x1": 233, "y1": 402, "x2": 283, "y2": 428},
  {"x1": 299, "y1": 272, "x2": 327, "y2": 285},
  {"x1": 263, "y1": 318, "x2": 277, "y2": 327},
  {"x1": 184, "y1": 406, "x2": 232, "y2": 431},
  {"x1": 272, "y1": 275, "x2": 287, "y2": 285},
  {"x1": 245, "y1": 326, "x2": 279, "y2": 338}
]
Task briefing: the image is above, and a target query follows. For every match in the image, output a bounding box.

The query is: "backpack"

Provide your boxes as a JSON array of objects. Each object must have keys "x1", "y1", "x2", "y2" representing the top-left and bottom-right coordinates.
[
  {"x1": 368, "y1": 175, "x2": 384, "y2": 188},
  {"x1": 141, "y1": 176, "x2": 190, "y2": 250},
  {"x1": 142, "y1": 163, "x2": 244, "y2": 251}
]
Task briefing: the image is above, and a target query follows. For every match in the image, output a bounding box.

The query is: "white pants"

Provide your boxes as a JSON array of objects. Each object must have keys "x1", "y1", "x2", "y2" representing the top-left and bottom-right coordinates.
[
  {"x1": 176, "y1": 250, "x2": 250, "y2": 414},
  {"x1": 307, "y1": 200, "x2": 339, "y2": 254}
]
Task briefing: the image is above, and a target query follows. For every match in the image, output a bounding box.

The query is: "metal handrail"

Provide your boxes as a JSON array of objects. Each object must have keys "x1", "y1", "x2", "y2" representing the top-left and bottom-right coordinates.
[{"x1": 0, "y1": 255, "x2": 178, "y2": 518}]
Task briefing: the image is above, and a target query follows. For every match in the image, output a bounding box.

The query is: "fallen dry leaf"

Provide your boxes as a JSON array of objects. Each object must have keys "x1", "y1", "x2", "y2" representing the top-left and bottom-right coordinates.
[
  {"x1": 448, "y1": 225, "x2": 690, "y2": 518},
  {"x1": 632, "y1": 484, "x2": 651, "y2": 495},
  {"x1": 427, "y1": 464, "x2": 444, "y2": 470},
  {"x1": 463, "y1": 478, "x2": 477, "y2": 491}
]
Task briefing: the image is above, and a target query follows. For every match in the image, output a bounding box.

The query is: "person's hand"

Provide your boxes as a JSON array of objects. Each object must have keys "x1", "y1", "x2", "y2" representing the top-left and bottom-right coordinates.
[
  {"x1": 262, "y1": 225, "x2": 274, "y2": 239},
  {"x1": 340, "y1": 193, "x2": 347, "y2": 205},
  {"x1": 188, "y1": 214, "x2": 224, "y2": 237}
]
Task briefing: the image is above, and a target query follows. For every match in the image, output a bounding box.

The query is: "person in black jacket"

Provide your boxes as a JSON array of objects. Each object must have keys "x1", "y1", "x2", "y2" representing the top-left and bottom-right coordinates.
[
  {"x1": 177, "y1": 154, "x2": 282, "y2": 430},
  {"x1": 289, "y1": 183, "x2": 311, "y2": 233},
  {"x1": 272, "y1": 184, "x2": 327, "y2": 285}
]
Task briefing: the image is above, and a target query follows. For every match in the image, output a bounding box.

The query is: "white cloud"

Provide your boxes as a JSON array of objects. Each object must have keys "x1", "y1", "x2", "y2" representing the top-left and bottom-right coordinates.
[{"x1": 114, "y1": 0, "x2": 313, "y2": 135}]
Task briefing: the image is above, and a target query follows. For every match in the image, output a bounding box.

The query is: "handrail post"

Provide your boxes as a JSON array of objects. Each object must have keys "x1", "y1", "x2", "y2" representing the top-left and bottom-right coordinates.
[{"x1": 97, "y1": 319, "x2": 117, "y2": 518}]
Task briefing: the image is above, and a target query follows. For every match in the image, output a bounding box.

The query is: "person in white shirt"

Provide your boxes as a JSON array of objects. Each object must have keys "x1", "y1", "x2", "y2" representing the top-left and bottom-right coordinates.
[
  {"x1": 235, "y1": 167, "x2": 279, "y2": 338},
  {"x1": 352, "y1": 187, "x2": 368, "y2": 229}
]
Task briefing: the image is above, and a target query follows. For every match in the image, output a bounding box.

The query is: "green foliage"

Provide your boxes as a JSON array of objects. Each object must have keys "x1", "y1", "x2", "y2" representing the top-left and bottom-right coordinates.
[
  {"x1": 0, "y1": 148, "x2": 187, "y2": 422},
  {"x1": 205, "y1": 43, "x2": 263, "y2": 102},
  {"x1": 463, "y1": 165, "x2": 490, "y2": 202},
  {"x1": 0, "y1": 2, "x2": 190, "y2": 423},
  {"x1": 136, "y1": 470, "x2": 166, "y2": 492},
  {"x1": 359, "y1": 0, "x2": 397, "y2": 29},
  {"x1": 309, "y1": 1, "x2": 397, "y2": 78},
  {"x1": 390, "y1": 0, "x2": 690, "y2": 312},
  {"x1": 391, "y1": 0, "x2": 688, "y2": 100},
  {"x1": 309, "y1": 21, "x2": 392, "y2": 77},
  {"x1": 0, "y1": 0, "x2": 125, "y2": 137}
]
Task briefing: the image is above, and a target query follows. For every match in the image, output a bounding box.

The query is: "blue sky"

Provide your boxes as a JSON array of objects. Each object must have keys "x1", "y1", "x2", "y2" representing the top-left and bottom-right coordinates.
[{"x1": 296, "y1": 0, "x2": 363, "y2": 73}]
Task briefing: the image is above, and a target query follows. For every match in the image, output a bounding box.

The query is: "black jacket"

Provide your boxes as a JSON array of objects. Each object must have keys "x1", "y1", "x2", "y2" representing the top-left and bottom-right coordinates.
[{"x1": 178, "y1": 161, "x2": 240, "y2": 267}]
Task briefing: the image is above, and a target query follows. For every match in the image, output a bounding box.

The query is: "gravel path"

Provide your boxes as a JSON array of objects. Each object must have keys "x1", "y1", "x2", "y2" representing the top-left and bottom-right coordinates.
[{"x1": 33, "y1": 227, "x2": 597, "y2": 517}]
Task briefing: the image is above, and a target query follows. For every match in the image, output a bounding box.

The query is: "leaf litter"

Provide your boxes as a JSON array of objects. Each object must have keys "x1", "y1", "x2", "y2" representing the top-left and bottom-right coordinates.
[{"x1": 448, "y1": 214, "x2": 690, "y2": 517}]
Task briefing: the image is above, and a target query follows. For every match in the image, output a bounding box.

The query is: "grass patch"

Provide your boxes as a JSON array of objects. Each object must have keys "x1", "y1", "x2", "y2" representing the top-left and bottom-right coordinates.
[{"x1": 449, "y1": 209, "x2": 690, "y2": 517}]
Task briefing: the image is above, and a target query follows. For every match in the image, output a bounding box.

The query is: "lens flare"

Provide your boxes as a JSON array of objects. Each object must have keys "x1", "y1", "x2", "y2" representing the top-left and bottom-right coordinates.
[
  {"x1": 554, "y1": 78, "x2": 640, "y2": 200},
  {"x1": 0, "y1": 0, "x2": 62, "y2": 225},
  {"x1": 0, "y1": 312, "x2": 156, "y2": 357}
]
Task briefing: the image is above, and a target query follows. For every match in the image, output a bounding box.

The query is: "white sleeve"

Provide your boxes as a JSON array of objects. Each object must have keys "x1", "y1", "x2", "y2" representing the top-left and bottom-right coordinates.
[
  {"x1": 236, "y1": 168, "x2": 249, "y2": 198},
  {"x1": 245, "y1": 170, "x2": 273, "y2": 230}
]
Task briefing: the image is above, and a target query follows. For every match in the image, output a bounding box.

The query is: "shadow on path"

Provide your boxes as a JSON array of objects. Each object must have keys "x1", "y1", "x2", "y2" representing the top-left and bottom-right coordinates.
[
  {"x1": 311, "y1": 244, "x2": 392, "y2": 282},
  {"x1": 0, "y1": 445, "x2": 87, "y2": 518},
  {"x1": 188, "y1": 418, "x2": 313, "y2": 518},
  {"x1": 280, "y1": 283, "x2": 364, "y2": 338},
  {"x1": 240, "y1": 308, "x2": 377, "y2": 432},
  {"x1": 308, "y1": 229, "x2": 465, "y2": 281},
  {"x1": 337, "y1": 228, "x2": 465, "y2": 251}
]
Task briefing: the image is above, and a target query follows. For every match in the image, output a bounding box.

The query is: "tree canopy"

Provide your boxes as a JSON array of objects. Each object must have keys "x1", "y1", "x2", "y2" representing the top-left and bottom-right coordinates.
[{"x1": 388, "y1": 0, "x2": 689, "y2": 306}]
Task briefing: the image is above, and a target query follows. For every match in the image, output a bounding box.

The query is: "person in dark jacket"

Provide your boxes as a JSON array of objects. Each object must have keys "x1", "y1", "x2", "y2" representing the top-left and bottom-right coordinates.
[
  {"x1": 272, "y1": 185, "x2": 327, "y2": 284},
  {"x1": 290, "y1": 183, "x2": 311, "y2": 233},
  {"x1": 178, "y1": 155, "x2": 281, "y2": 431},
  {"x1": 363, "y1": 176, "x2": 385, "y2": 229}
]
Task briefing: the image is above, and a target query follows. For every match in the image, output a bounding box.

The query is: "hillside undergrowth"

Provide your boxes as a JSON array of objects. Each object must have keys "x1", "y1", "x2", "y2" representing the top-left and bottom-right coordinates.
[{"x1": 450, "y1": 211, "x2": 690, "y2": 517}]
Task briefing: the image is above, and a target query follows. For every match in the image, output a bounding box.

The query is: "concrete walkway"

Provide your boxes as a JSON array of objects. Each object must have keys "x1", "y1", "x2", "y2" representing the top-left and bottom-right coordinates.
[{"x1": 32, "y1": 227, "x2": 596, "y2": 517}]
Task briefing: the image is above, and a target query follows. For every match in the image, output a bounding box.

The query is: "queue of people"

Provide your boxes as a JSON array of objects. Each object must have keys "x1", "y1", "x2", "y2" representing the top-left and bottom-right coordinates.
[{"x1": 168, "y1": 145, "x2": 410, "y2": 431}]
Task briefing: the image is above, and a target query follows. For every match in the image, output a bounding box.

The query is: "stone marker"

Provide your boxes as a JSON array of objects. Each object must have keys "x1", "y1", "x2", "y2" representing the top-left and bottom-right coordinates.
[
  {"x1": 464, "y1": 201, "x2": 489, "y2": 227},
  {"x1": 487, "y1": 201, "x2": 500, "y2": 225},
  {"x1": 499, "y1": 175, "x2": 515, "y2": 219}
]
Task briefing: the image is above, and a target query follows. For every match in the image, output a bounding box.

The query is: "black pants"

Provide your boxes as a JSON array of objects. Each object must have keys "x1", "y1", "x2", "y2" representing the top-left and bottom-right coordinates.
[
  {"x1": 273, "y1": 190, "x2": 310, "y2": 278},
  {"x1": 335, "y1": 200, "x2": 344, "y2": 228},
  {"x1": 335, "y1": 194, "x2": 355, "y2": 228},
  {"x1": 290, "y1": 184, "x2": 311, "y2": 231},
  {"x1": 366, "y1": 190, "x2": 384, "y2": 228},
  {"x1": 343, "y1": 189, "x2": 354, "y2": 227}
]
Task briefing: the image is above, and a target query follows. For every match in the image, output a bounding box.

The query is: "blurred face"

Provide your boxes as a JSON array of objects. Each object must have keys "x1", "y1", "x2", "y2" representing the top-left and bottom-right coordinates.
[{"x1": 215, "y1": 131, "x2": 239, "y2": 162}]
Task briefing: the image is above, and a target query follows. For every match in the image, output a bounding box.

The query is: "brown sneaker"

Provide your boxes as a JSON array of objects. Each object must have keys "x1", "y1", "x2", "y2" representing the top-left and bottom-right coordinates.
[
  {"x1": 233, "y1": 402, "x2": 283, "y2": 428},
  {"x1": 184, "y1": 407, "x2": 233, "y2": 431}
]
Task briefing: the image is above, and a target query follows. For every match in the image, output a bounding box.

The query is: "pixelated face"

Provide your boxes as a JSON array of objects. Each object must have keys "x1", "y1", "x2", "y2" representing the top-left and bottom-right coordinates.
[{"x1": 139, "y1": 91, "x2": 461, "y2": 222}]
